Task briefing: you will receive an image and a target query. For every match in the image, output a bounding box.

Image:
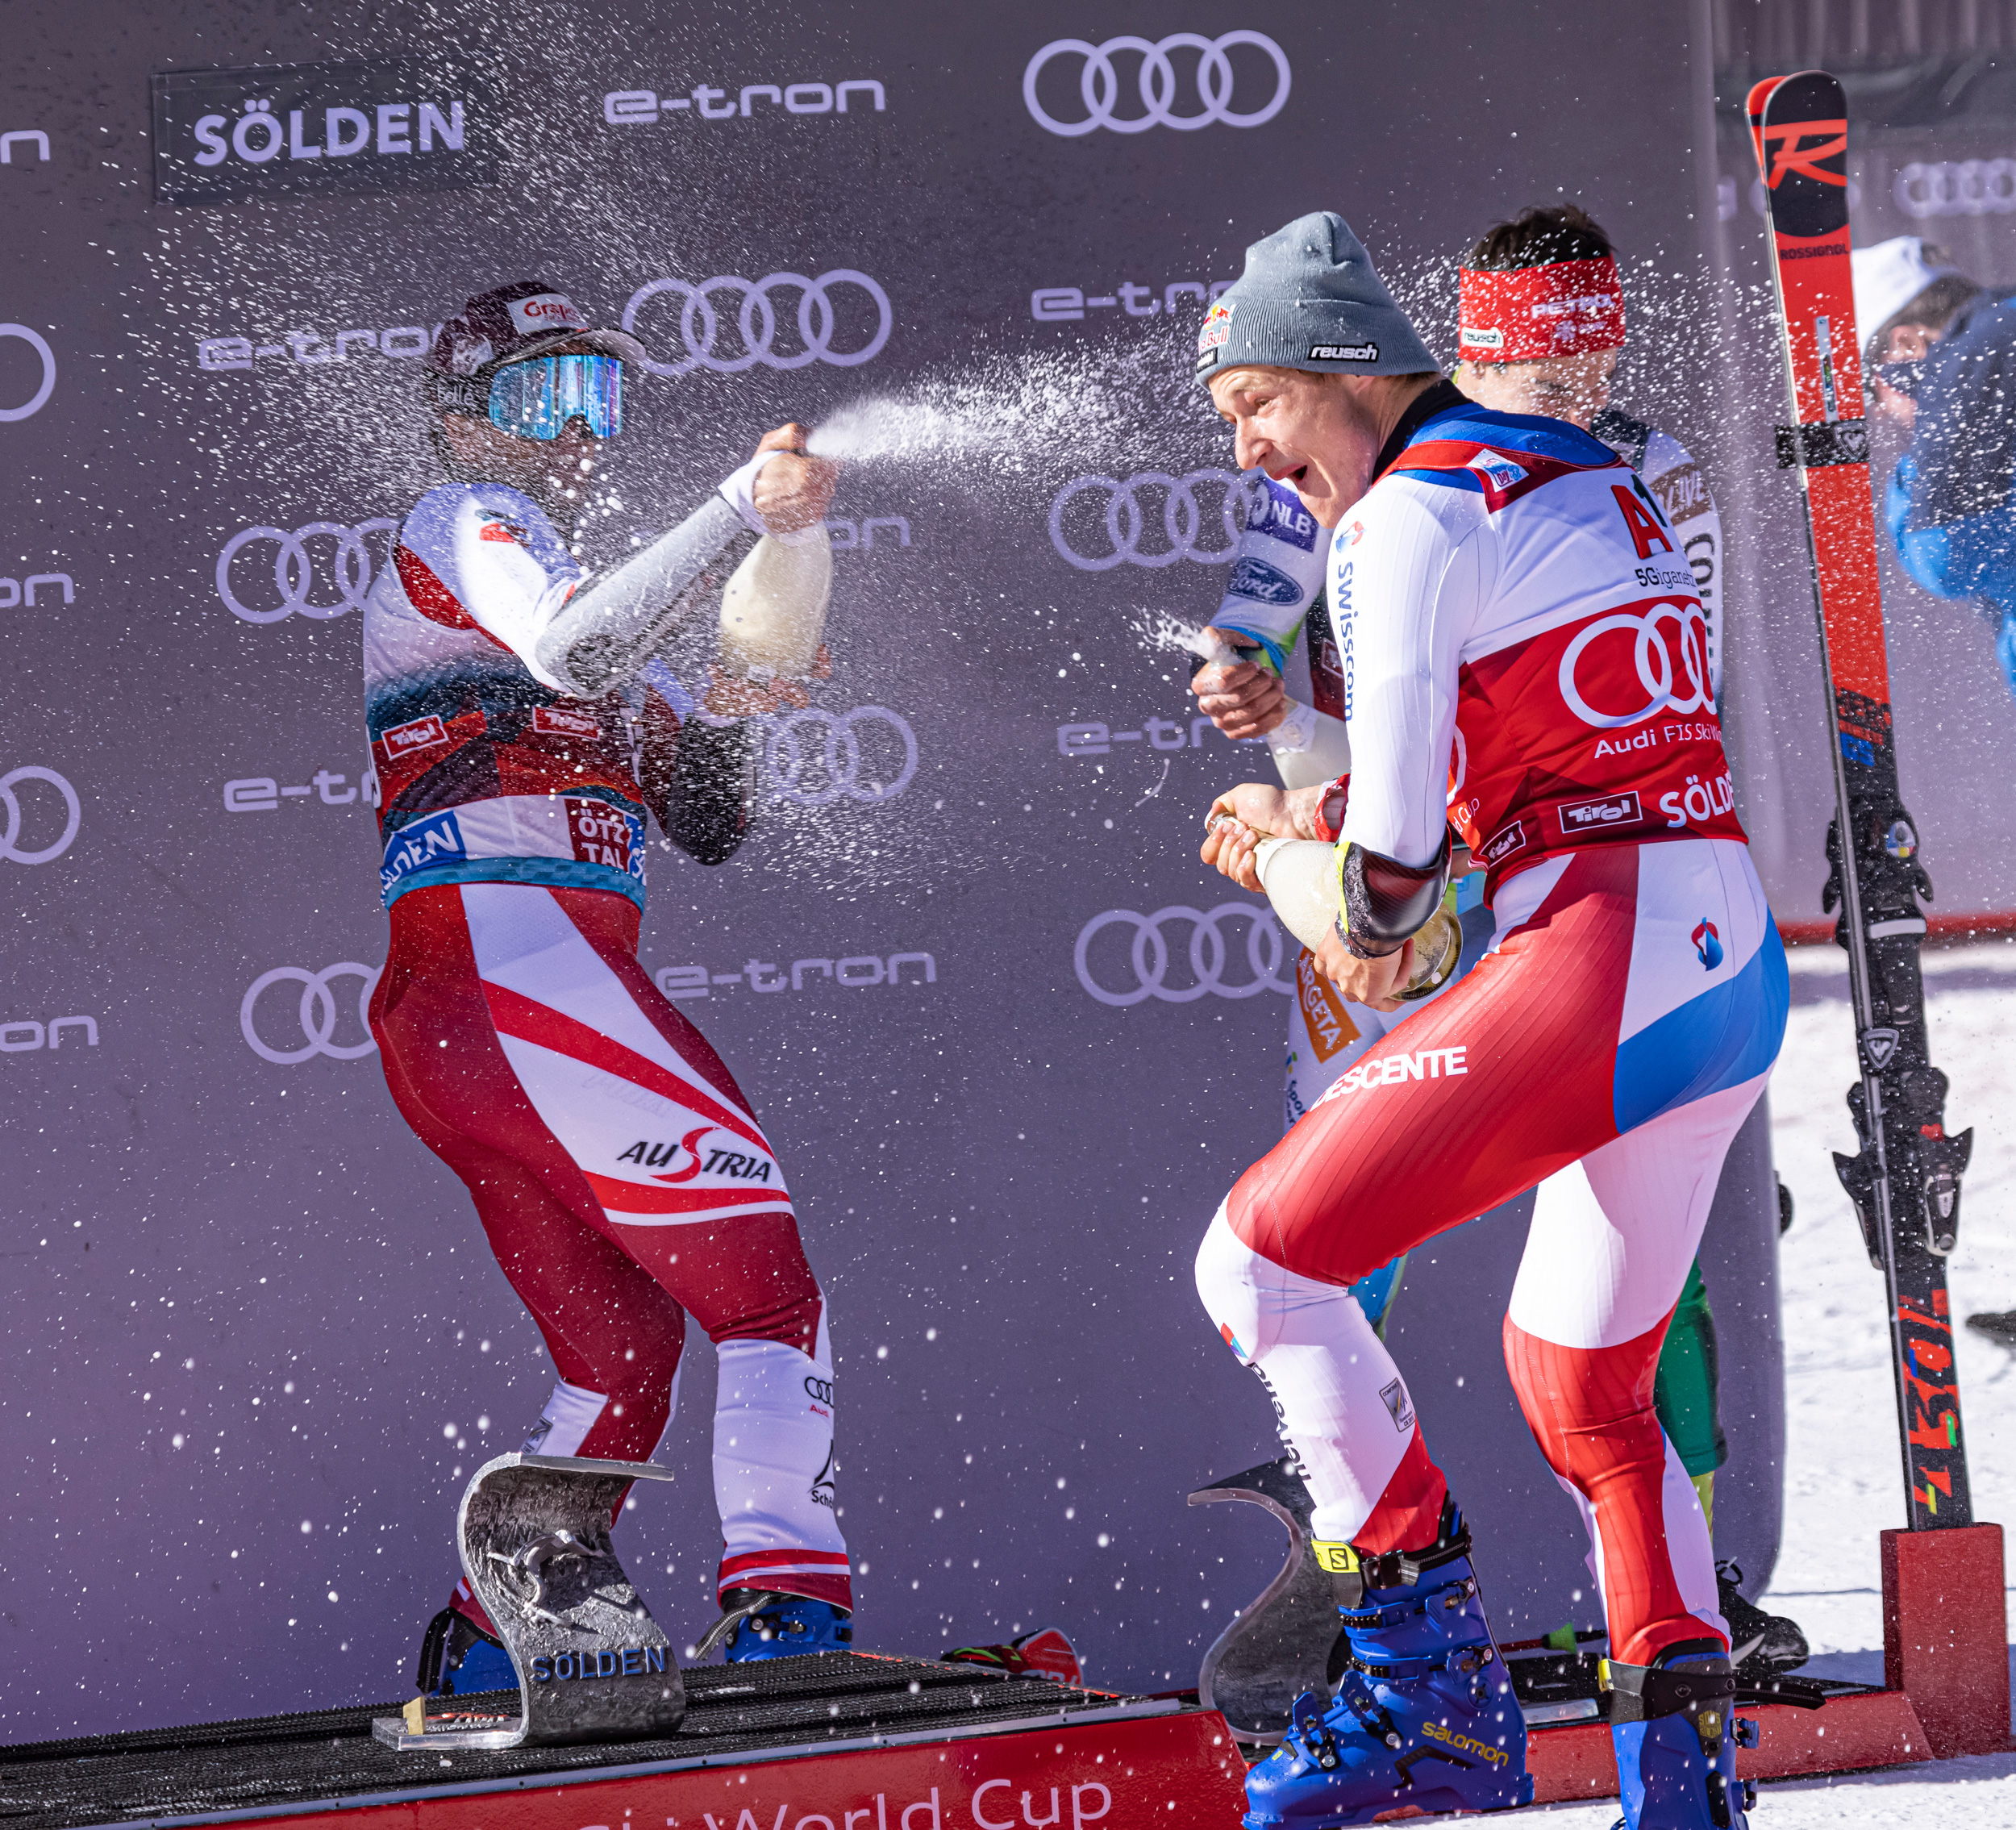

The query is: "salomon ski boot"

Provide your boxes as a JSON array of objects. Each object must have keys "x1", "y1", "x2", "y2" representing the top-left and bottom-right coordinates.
[
  {"x1": 1607, "y1": 1641, "x2": 1756, "y2": 1829},
  {"x1": 696, "y1": 1588, "x2": 854, "y2": 1662},
  {"x1": 1716, "y1": 1560, "x2": 1809, "y2": 1676},
  {"x1": 414, "y1": 1605, "x2": 518, "y2": 1696},
  {"x1": 1241, "y1": 1499, "x2": 1531, "y2": 1826}
]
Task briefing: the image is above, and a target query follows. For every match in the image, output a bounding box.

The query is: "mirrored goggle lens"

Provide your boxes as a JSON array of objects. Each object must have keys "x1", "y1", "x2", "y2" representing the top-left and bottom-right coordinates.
[{"x1": 487, "y1": 355, "x2": 624, "y2": 440}]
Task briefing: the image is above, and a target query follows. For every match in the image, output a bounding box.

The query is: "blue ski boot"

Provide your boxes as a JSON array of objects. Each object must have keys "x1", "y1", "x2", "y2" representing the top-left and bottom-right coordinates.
[
  {"x1": 414, "y1": 1606, "x2": 518, "y2": 1696},
  {"x1": 696, "y1": 1588, "x2": 855, "y2": 1662},
  {"x1": 1242, "y1": 1498, "x2": 1531, "y2": 1826},
  {"x1": 1606, "y1": 1641, "x2": 1757, "y2": 1829}
]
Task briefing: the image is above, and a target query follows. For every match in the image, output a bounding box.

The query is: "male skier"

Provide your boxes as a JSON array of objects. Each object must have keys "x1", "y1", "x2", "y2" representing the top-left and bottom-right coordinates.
[
  {"x1": 1192, "y1": 203, "x2": 1805, "y2": 1678},
  {"x1": 366, "y1": 282, "x2": 857, "y2": 1693},
  {"x1": 1190, "y1": 215, "x2": 1785, "y2": 1830}
]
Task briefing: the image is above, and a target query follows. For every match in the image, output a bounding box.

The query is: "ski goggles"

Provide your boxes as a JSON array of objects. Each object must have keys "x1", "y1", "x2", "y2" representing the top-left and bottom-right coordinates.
[{"x1": 485, "y1": 353, "x2": 625, "y2": 440}]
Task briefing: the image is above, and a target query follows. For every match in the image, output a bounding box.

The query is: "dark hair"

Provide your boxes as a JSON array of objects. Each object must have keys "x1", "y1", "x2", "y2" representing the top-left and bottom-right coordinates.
[
  {"x1": 1466, "y1": 204, "x2": 1614, "y2": 271},
  {"x1": 1865, "y1": 272, "x2": 1982, "y2": 365}
]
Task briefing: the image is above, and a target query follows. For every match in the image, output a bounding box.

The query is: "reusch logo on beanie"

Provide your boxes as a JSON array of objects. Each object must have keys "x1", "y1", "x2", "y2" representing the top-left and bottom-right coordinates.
[{"x1": 1195, "y1": 212, "x2": 1435, "y2": 385}]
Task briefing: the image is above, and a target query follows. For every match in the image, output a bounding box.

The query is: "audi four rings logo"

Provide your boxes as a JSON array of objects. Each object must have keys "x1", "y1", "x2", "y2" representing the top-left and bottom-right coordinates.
[
  {"x1": 0, "y1": 323, "x2": 56, "y2": 422},
  {"x1": 759, "y1": 707, "x2": 918, "y2": 806},
  {"x1": 1048, "y1": 470, "x2": 1262, "y2": 571},
  {"x1": 1558, "y1": 603, "x2": 1714, "y2": 728},
  {"x1": 217, "y1": 519, "x2": 398, "y2": 623},
  {"x1": 1073, "y1": 902, "x2": 1293, "y2": 1007},
  {"x1": 621, "y1": 270, "x2": 891, "y2": 375},
  {"x1": 1, "y1": 766, "x2": 81, "y2": 865},
  {"x1": 241, "y1": 962, "x2": 380, "y2": 1064},
  {"x1": 1023, "y1": 33, "x2": 1291, "y2": 137}
]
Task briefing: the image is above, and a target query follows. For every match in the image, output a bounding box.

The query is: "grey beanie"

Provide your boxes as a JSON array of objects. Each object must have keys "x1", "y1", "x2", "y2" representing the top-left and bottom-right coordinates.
[{"x1": 1196, "y1": 211, "x2": 1437, "y2": 385}]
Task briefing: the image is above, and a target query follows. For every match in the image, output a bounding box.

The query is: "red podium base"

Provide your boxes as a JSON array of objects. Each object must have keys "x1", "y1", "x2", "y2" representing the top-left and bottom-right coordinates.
[{"x1": 1529, "y1": 1521, "x2": 2010, "y2": 1804}]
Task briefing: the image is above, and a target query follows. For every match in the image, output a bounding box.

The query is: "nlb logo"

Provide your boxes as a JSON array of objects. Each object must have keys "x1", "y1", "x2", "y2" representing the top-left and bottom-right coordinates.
[
  {"x1": 1, "y1": 766, "x2": 81, "y2": 865},
  {"x1": 1023, "y1": 32, "x2": 1291, "y2": 136},
  {"x1": 604, "y1": 80, "x2": 886, "y2": 124},
  {"x1": 216, "y1": 519, "x2": 397, "y2": 623},
  {"x1": 0, "y1": 323, "x2": 55, "y2": 422},
  {"x1": 241, "y1": 962, "x2": 380, "y2": 1064},
  {"x1": 621, "y1": 270, "x2": 890, "y2": 375},
  {"x1": 758, "y1": 707, "x2": 918, "y2": 807},
  {"x1": 1073, "y1": 902, "x2": 1293, "y2": 1007},
  {"x1": 1048, "y1": 469, "x2": 1262, "y2": 570}
]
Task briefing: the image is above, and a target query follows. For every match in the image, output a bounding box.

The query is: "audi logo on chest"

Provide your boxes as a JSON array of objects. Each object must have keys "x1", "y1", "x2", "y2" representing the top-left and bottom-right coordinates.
[
  {"x1": 150, "y1": 59, "x2": 497, "y2": 206},
  {"x1": 1023, "y1": 32, "x2": 1291, "y2": 137}
]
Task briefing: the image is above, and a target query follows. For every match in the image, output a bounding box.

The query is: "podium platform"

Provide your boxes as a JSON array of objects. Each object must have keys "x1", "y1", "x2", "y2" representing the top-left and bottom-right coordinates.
[{"x1": 0, "y1": 1653, "x2": 1248, "y2": 1830}]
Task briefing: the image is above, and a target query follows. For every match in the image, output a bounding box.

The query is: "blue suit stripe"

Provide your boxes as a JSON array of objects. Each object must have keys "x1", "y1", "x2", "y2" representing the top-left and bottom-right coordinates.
[{"x1": 1612, "y1": 919, "x2": 1789, "y2": 1133}]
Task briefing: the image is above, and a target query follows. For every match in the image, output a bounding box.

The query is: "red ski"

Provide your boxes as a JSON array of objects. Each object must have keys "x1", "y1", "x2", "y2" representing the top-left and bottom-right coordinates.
[{"x1": 1749, "y1": 70, "x2": 1975, "y2": 1529}]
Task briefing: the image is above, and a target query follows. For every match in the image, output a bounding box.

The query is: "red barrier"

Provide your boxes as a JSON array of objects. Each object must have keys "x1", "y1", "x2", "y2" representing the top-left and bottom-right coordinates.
[
  {"x1": 1884, "y1": 1522, "x2": 2012, "y2": 1758},
  {"x1": 215, "y1": 1710, "x2": 1252, "y2": 1830},
  {"x1": 1531, "y1": 1521, "x2": 2009, "y2": 1803}
]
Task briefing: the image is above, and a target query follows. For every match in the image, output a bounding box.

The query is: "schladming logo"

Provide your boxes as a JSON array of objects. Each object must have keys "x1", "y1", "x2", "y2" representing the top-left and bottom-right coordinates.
[
  {"x1": 1073, "y1": 902, "x2": 1293, "y2": 1007},
  {"x1": 758, "y1": 707, "x2": 918, "y2": 806},
  {"x1": 241, "y1": 962, "x2": 380, "y2": 1063},
  {"x1": 622, "y1": 271, "x2": 891, "y2": 374},
  {"x1": 1, "y1": 766, "x2": 81, "y2": 865},
  {"x1": 1048, "y1": 470, "x2": 1260, "y2": 570},
  {"x1": 1023, "y1": 33, "x2": 1290, "y2": 137},
  {"x1": 216, "y1": 520, "x2": 397, "y2": 623}
]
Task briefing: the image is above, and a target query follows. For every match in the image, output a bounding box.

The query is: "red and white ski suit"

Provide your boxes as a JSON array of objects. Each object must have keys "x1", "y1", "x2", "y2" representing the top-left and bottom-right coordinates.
[
  {"x1": 364, "y1": 474, "x2": 850, "y2": 1618},
  {"x1": 1193, "y1": 392, "x2": 1786, "y2": 1668}
]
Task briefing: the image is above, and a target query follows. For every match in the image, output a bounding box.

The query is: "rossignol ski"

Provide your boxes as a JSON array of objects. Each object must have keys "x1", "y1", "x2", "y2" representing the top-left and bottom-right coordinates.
[{"x1": 1749, "y1": 70, "x2": 1975, "y2": 1528}]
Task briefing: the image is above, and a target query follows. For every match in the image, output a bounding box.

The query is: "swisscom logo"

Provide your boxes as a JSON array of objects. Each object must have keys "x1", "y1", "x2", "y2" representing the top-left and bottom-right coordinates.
[{"x1": 149, "y1": 58, "x2": 497, "y2": 205}]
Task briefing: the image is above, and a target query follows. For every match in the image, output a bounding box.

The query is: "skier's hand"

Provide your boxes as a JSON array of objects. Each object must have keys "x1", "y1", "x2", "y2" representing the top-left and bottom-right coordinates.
[
  {"x1": 751, "y1": 423, "x2": 839, "y2": 534},
  {"x1": 1191, "y1": 627, "x2": 1288, "y2": 739},
  {"x1": 1202, "y1": 813, "x2": 1266, "y2": 891},
  {"x1": 1314, "y1": 923, "x2": 1414, "y2": 1013}
]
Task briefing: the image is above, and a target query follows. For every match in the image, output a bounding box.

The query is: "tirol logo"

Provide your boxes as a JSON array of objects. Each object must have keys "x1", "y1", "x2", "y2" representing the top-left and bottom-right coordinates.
[
  {"x1": 1478, "y1": 820, "x2": 1526, "y2": 866},
  {"x1": 1692, "y1": 918, "x2": 1724, "y2": 970},
  {"x1": 149, "y1": 59, "x2": 496, "y2": 206},
  {"x1": 383, "y1": 715, "x2": 449, "y2": 757},
  {"x1": 533, "y1": 705, "x2": 600, "y2": 740},
  {"x1": 1556, "y1": 790, "x2": 1643, "y2": 835}
]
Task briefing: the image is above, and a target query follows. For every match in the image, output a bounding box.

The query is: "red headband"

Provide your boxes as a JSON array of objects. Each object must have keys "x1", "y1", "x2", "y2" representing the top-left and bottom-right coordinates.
[{"x1": 1457, "y1": 256, "x2": 1624, "y2": 364}]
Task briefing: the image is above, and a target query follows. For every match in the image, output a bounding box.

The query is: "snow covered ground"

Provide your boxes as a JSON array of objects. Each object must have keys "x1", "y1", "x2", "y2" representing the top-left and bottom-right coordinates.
[{"x1": 1510, "y1": 936, "x2": 2016, "y2": 1823}]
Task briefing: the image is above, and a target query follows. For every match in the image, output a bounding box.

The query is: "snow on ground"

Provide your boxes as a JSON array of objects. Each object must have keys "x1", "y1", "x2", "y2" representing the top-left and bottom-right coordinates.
[{"x1": 1509, "y1": 937, "x2": 2016, "y2": 1824}]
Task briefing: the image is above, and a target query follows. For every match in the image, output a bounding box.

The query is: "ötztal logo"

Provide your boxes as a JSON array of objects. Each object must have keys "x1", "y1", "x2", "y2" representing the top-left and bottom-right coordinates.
[
  {"x1": 1023, "y1": 32, "x2": 1291, "y2": 136},
  {"x1": 603, "y1": 79, "x2": 885, "y2": 125}
]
